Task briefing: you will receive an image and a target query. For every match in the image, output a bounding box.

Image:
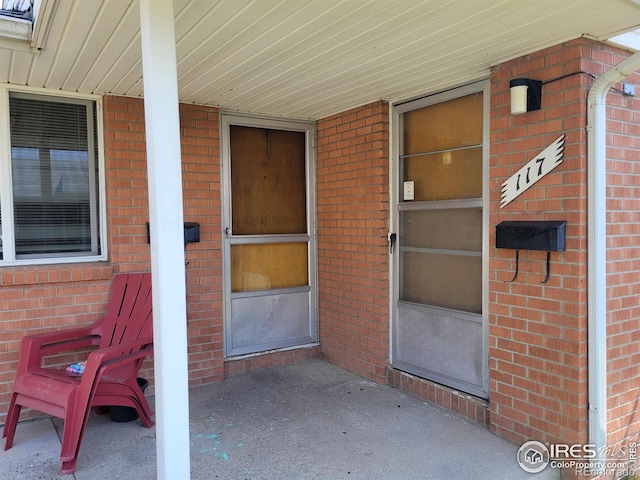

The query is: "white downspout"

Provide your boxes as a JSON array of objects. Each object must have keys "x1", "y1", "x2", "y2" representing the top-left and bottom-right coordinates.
[{"x1": 587, "y1": 51, "x2": 640, "y2": 463}]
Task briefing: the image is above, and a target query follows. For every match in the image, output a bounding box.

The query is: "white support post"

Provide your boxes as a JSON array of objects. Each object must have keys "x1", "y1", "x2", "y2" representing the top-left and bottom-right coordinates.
[{"x1": 138, "y1": 1, "x2": 191, "y2": 479}]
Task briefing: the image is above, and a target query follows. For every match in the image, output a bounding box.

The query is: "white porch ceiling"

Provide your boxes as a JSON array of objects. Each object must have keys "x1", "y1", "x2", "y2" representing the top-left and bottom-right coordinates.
[{"x1": 1, "y1": 0, "x2": 639, "y2": 120}]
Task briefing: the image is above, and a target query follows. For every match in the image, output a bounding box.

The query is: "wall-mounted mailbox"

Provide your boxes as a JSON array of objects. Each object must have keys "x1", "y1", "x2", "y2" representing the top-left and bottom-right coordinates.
[
  {"x1": 146, "y1": 222, "x2": 201, "y2": 244},
  {"x1": 183, "y1": 222, "x2": 200, "y2": 244},
  {"x1": 495, "y1": 220, "x2": 566, "y2": 283},
  {"x1": 496, "y1": 221, "x2": 566, "y2": 251}
]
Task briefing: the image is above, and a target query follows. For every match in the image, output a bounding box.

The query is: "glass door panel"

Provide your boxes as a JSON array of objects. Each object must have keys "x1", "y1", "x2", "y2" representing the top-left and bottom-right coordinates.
[
  {"x1": 400, "y1": 207, "x2": 482, "y2": 313},
  {"x1": 231, "y1": 242, "x2": 308, "y2": 292},
  {"x1": 403, "y1": 148, "x2": 483, "y2": 201},
  {"x1": 400, "y1": 208, "x2": 482, "y2": 251},
  {"x1": 403, "y1": 93, "x2": 483, "y2": 153},
  {"x1": 401, "y1": 252, "x2": 482, "y2": 313}
]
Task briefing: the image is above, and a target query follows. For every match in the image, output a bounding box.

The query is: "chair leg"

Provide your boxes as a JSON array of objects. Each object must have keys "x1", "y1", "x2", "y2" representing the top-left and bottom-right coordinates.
[
  {"x1": 58, "y1": 405, "x2": 93, "y2": 474},
  {"x1": 61, "y1": 458, "x2": 79, "y2": 475},
  {"x1": 134, "y1": 393, "x2": 155, "y2": 428},
  {"x1": 2, "y1": 394, "x2": 22, "y2": 450},
  {"x1": 136, "y1": 406, "x2": 155, "y2": 428}
]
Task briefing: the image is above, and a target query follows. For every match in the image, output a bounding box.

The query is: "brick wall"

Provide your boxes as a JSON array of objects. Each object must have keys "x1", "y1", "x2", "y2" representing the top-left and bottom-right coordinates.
[
  {"x1": 177, "y1": 102, "x2": 225, "y2": 386},
  {"x1": 104, "y1": 96, "x2": 152, "y2": 272},
  {"x1": 98, "y1": 96, "x2": 226, "y2": 387},
  {"x1": 602, "y1": 48, "x2": 640, "y2": 456},
  {"x1": 388, "y1": 369, "x2": 490, "y2": 428},
  {"x1": 0, "y1": 97, "x2": 225, "y2": 421},
  {"x1": 489, "y1": 39, "x2": 593, "y2": 447},
  {"x1": 316, "y1": 100, "x2": 390, "y2": 383},
  {"x1": 490, "y1": 38, "x2": 640, "y2": 468}
]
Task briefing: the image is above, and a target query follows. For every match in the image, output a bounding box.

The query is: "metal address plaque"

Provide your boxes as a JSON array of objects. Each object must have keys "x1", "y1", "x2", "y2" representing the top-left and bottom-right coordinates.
[{"x1": 500, "y1": 134, "x2": 565, "y2": 208}]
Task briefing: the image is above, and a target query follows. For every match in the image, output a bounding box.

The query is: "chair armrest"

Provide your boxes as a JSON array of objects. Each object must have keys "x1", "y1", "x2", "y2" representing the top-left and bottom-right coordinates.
[
  {"x1": 84, "y1": 338, "x2": 154, "y2": 381},
  {"x1": 61, "y1": 339, "x2": 154, "y2": 434},
  {"x1": 17, "y1": 324, "x2": 103, "y2": 376}
]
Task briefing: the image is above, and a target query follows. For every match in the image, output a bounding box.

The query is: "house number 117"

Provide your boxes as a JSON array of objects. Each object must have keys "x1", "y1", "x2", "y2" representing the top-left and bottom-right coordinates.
[{"x1": 500, "y1": 134, "x2": 565, "y2": 208}]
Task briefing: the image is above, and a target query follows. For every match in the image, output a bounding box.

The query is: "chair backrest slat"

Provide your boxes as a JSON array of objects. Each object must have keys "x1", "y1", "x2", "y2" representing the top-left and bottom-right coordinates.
[{"x1": 101, "y1": 273, "x2": 153, "y2": 349}]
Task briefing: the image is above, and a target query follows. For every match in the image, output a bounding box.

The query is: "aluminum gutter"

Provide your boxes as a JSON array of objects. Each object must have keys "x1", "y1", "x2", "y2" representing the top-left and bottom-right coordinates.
[{"x1": 587, "y1": 50, "x2": 640, "y2": 465}]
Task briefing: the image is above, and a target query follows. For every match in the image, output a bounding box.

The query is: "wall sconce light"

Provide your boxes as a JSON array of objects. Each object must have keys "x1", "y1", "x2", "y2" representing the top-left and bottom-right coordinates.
[
  {"x1": 509, "y1": 71, "x2": 635, "y2": 116},
  {"x1": 509, "y1": 78, "x2": 542, "y2": 114}
]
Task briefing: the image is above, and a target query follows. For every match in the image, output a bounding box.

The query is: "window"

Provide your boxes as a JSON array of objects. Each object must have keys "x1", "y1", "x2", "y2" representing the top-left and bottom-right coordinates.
[{"x1": 0, "y1": 90, "x2": 105, "y2": 263}]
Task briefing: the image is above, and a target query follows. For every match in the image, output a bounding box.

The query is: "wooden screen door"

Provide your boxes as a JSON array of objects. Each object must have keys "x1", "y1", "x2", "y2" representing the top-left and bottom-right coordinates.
[{"x1": 221, "y1": 115, "x2": 317, "y2": 357}]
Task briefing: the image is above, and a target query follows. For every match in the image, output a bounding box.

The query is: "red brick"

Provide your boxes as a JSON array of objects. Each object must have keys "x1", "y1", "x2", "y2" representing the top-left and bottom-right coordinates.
[
  {"x1": 317, "y1": 101, "x2": 390, "y2": 384},
  {"x1": 490, "y1": 38, "x2": 640, "y2": 450}
]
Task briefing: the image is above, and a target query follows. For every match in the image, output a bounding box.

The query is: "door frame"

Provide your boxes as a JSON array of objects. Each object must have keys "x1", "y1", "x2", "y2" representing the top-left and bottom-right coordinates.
[
  {"x1": 389, "y1": 79, "x2": 490, "y2": 398},
  {"x1": 220, "y1": 113, "x2": 318, "y2": 357}
]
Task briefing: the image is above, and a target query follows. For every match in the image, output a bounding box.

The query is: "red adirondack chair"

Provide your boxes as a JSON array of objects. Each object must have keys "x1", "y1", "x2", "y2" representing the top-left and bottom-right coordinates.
[{"x1": 2, "y1": 272, "x2": 154, "y2": 474}]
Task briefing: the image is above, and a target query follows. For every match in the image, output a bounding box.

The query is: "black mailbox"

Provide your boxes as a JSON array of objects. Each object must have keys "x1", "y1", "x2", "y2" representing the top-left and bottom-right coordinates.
[
  {"x1": 183, "y1": 222, "x2": 200, "y2": 244},
  {"x1": 496, "y1": 221, "x2": 566, "y2": 252},
  {"x1": 146, "y1": 222, "x2": 200, "y2": 244},
  {"x1": 496, "y1": 221, "x2": 567, "y2": 283}
]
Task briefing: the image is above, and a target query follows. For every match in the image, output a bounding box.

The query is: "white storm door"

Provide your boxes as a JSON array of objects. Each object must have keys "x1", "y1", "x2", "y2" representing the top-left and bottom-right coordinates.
[{"x1": 392, "y1": 82, "x2": 489, "y2": 398}]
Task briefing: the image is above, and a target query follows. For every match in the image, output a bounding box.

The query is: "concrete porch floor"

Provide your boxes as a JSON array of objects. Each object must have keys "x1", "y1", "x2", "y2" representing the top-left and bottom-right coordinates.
[{"x1": 1, "y1": 358, "x2": 559, "y2": 479}]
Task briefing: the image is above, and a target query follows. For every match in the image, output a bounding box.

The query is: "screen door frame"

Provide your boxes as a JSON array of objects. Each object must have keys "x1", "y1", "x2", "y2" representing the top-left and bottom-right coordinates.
[
  {"x1": 390, "y1": 80, "x2": 490, "y2": 398},
  {"x1": 221, "y1": 113, "x2": 318, "y2": 357}
]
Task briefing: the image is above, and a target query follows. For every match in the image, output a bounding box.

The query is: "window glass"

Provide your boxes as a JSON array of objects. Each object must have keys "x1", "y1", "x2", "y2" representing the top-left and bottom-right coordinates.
[
  {"x1": 401, "y1": 251, "x2": 482, "y2": 313},
  {"x1": 231, "y1": 242, "x2": 308, "y2": 292},
  {"x1": 403, "y1": 93, "x2": 483, "y2": 154},
  {"x1": 399, "y1": 91, "x2": 483, "y2": 314},
  {"x1": 400, "y1": 208, "x2": 482, "y2": 251},
  {"x1": 6, "y1": 93, "x2": 100, "y2": 259},
  {"x1": 403, "y1": 147, "x2": 482, "y2": 201}
]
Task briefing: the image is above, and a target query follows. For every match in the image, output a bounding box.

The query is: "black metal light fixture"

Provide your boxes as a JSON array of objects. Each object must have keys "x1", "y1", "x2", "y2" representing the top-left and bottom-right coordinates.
[{"x1": 509, "y1": 71, "x2": 635, "y2": 115}]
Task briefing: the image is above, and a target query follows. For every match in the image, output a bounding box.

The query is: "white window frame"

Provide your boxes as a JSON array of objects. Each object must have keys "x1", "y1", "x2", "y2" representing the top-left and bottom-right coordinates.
[{"x1": 0, "y1": 85, "x2": 108, "y2": 265}]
